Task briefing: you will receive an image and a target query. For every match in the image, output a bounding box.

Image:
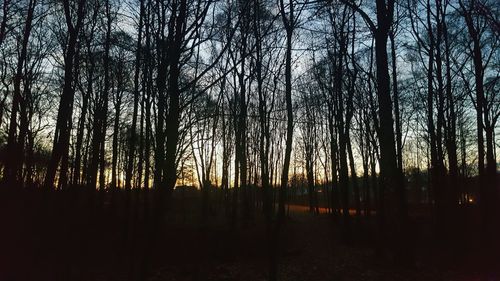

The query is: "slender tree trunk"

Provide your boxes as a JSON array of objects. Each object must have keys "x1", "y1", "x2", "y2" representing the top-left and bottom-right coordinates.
[
  {"x1": 347, "y1": 138, "x2": 360, "y2": 217},
  {"x1": 270, "y1": 2, "x2": 295, "y2": 280},
  {"x1": 443, "y1": 5, "x2": 458, "y2": 213},
  {"x1": 73, "y1": 25, "x2": 97, "y2": 186},
  {"x1": 73, "y1": 85, "x2": 90, "y2": 186},
  {"x1": 138, "y1": 2, "x2": 152, "y2": 189},
  {"x1": 221, "y1": 101, "x2": 231, "y2": 218},
  {"x1": 144, "y1": 89, "x2": 151, "y2": 189},
  {"x1": 0, "y1": 0, "x2": 10, "y2": 46},
  {"x1": 0, "y1": 90, "x2": 8, "y2": 129},
  {"x1": 327, "y1": 105, "x2": 339, "y2": 217},
  {"x1": 256, "y1": 30, "x2": 272, "y2": 220},
  {"x1": 154, "y1": 74, "x2": 166, "y2": 188},
  {"x1": 112, "y1": 88, "x2": 123, "y2": 190},
  {"x1": 361, "y1": 113, "x2": 371, "y2": 216},
  {"x1": 305, "y1": 135, "x2": 315, "y2": 213},
  {"x1": 389, "y1": 31, "x2": 403, "y2": 173},
  {"x1": 126, "y1": 0, "x2": 144, "y2": 190},
  {"x1": 278, "y1": 9, "x2": 293, "y2": 221}
]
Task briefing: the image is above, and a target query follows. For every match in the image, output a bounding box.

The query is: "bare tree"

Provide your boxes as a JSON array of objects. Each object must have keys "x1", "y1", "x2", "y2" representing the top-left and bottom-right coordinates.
[
  {"x1": 4, "y1": 0, "x2": 38, "y2": 186},
  {"x1": 44, "y1": 0, "x2": 87, "y2": 189}
]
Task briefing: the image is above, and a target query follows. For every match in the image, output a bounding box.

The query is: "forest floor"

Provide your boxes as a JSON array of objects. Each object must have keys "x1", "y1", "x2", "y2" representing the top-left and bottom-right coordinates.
[{"x1": 1, "y1": 189, "x2": 497, "y2": 281}]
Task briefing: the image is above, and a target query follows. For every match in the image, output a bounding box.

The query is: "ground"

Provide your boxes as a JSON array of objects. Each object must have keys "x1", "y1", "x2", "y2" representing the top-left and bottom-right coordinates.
[{"x1": 0, "y1": 189, "x2": 495, "y2": 281}]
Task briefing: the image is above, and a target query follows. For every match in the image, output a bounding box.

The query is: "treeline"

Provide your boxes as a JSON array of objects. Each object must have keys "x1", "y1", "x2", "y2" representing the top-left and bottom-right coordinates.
[{"x1": 0, "y1": 0, "x2": 499, "y2": 259}]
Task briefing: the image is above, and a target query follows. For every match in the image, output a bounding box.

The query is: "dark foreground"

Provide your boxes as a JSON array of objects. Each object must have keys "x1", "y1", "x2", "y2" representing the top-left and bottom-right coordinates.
[{"x1": 1, "y1": 189, "x2": 497, "y2": 281}]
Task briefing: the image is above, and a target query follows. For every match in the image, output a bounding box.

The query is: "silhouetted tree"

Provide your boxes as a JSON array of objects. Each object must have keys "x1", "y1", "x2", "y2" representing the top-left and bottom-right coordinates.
[{"x1": 44, "y1": 0, "x2": 87, "y2": 189}]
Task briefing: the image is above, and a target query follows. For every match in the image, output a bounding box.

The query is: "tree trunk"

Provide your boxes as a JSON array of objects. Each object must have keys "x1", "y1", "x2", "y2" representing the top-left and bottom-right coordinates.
[
  {"x1": 5, "y1": 0, "x2": 35, "y2": 186},
  {"x1": 126, "y1": 0, "x2": 144, "y2": 190},
  {"x1": 112, "y1": 85, "x2": 123, "y2": 190},
  {"x1": 374, "y1": 0, "x2": 409, "y2": 263},
  {"x1": 45, "y1": 0, "x2": 86, "y2": 189},
  {"x1": 443, "y1": 5, "x2": 458, "y2": 214},
  {"x1": 389, "y1": 31, "x2": 403, "y2": 173},
  {"x1": 347, "y1": 138, "x2": 360, "y2": 217}
]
